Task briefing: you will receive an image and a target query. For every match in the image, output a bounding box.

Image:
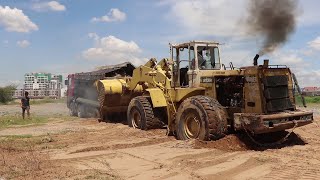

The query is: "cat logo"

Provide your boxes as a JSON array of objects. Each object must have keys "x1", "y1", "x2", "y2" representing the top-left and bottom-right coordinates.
[
  {"x1": 201, "y1": 77, "x2": 213, "y2": 83},
  {"x1": 245, "y1": 76, "x2": 257, "y2": 83}
]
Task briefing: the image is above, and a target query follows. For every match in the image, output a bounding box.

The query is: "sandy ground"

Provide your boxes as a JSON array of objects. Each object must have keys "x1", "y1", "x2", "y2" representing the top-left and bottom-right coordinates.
[{"x1": 0, "y1": 103, "x2": 320, "y2": 180}]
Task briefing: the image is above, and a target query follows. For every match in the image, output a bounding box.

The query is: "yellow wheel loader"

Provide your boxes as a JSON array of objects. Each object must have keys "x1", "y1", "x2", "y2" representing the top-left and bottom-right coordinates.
[{"x1": 96, "y1": 41, "x2": 313, "y2": 141}]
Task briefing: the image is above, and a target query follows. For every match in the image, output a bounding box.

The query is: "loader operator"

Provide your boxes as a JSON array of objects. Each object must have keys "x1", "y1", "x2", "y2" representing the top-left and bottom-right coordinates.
[
  {"x1": 198, "y1": 50, "x2": 214, "y2": 69},
  {"x1": 21, "y1": 91, "x2": 30, "y2": 119}
]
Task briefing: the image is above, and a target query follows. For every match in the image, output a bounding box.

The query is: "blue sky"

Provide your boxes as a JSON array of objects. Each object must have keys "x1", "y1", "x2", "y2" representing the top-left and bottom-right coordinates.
[{"x1": 0, "y1": 0, "x2": 319, "y2": 87}]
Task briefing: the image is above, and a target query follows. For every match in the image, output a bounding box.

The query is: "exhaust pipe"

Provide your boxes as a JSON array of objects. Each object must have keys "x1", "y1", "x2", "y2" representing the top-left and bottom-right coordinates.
[{"x1": 253, "y1": 54, "x2": 260, "y2": 66}]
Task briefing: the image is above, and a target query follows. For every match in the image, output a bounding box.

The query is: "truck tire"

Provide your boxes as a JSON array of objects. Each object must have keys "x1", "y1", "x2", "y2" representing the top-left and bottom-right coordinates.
[
  {"x1": 77, "y1": 104, "x2": 86, "y2": 118},
  {"x1": 93, "y1": 108, "x2": 100, "y2": 118},
  {"x1": 175, "y1": 96, "x2": 228, "y2": 141},
  {"x1": 69, "y1": 102, "x2": 77, "y2": 116},
  {"x1": 127, "y1": 96, "x2": 163, "y2": 130}
]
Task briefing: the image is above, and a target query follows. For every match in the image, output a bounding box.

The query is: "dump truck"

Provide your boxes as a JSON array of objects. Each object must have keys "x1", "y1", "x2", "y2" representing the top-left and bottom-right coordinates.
[
  {"x1": 65, "y1": 62, "x2": 135, "y2": 118},
  {"x1": 85, "y1": 40, "x2": 313, "y2": 141}
]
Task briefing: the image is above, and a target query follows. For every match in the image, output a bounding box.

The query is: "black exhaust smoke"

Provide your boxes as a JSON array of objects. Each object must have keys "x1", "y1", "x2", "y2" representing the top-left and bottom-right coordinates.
[
  {"x1": 253, "y1": 54, "x2": 260, "y2": 66},
  {"x1": 246, "y1": 0, "x2": 298, "y2": 55}
]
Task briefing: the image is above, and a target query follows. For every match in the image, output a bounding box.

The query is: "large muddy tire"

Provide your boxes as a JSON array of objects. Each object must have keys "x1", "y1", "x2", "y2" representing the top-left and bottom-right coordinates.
[
  {"x1": 127, "y1": 96, "x2": 163, "y2": 130},
  {"x1": 77, "y1": 104, "x2": 86, "y2": 118},
  {"x1": 175, "y1": 96, "x2": 228, "y2": 141},
  {"x1": 93, "y1": 108, "x2": 100, "y2": 118},
  {"x1": 69, "y1": 102, "x2": 77, "y2": 116}
]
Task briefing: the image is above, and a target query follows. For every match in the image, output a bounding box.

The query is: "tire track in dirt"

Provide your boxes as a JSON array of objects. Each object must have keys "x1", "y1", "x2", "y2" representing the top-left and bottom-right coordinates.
[
  {"x1": 51, "y1": 121, "x2": 320, "y2": 180},
  {"x1": 261, "y1": 148, "x2": 320, "y2": 180},
  {"x1": 189, "y1": 152, "x2": 273, "y2": 179},
  {"x1": 70, "y1": 137, "x2": 173, "y2": 154},
  {"x1": 262, "y1": 162, "x2": 320, "y2": 180},
  {"x1": 259, "y1": 118, "x2": 320, "y2": 180}
]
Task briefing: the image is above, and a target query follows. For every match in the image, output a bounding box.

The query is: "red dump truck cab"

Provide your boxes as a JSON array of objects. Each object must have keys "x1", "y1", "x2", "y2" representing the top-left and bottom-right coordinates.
[{"x1": 66, "y1": 74, "x2": 75, "y2": 106}]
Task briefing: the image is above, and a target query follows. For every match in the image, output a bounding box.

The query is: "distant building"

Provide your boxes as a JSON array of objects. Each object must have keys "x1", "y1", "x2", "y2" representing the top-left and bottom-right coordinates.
[
  {"x1": 302, "y1": 87, "x2": 320, "y2": 96},
  {"x1": 24, "y1": 73, "x2": 63, "y2": 90},
  {"x1": 13, "y1": 72, "x2": 63, "y2": 99}
]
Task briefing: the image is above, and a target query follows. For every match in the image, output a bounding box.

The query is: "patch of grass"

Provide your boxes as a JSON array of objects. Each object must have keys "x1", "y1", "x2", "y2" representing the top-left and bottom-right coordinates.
[
  {"x1": 0, "y1": 114, "x2": 49, "y2": 129},
  {"x1": 295, "y1": 95, "x2": 320, "y2": 105},
  {"x1": 305, "y1": 96, "x2": 320, "y2": 104},
  {"x1": 0, "y1": 113, "x2": 77, "y2": 129},
  {"x1": 0, "y1": 134, "x2": 56, "y2": 151}
]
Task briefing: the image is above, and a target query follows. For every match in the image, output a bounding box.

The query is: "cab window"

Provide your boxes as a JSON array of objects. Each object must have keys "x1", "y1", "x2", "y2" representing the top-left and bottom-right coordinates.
[{"x1": 197, "y1": 46, "x2": 221, "y2": 70}]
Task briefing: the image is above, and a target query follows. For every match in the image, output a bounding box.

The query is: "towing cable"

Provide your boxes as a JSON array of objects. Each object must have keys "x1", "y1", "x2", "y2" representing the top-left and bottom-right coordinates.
[{"x1": 242, "y1": 120, "x2": 298, "y2": 147}]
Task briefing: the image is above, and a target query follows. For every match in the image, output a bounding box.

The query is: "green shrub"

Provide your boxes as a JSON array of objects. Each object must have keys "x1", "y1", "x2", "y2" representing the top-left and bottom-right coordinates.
[{"x1": 0, "y1": 85, "x2": 16, "y2": 104}]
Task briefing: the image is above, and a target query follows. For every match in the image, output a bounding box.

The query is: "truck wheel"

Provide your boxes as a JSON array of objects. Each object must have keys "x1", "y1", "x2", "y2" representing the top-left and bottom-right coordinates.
[
  {"x1": 127, "y1": 96, "x2": 163, "y2": 130},
  {"x1": 69, "y1": 102, "x2": 77, "y2": 116},
  {"x1": 175, "y1": 96, "x2": 228, "y2": 141},
  {"x1": 93, "y1": 108, "x2": 100, "y2": 118},
  {"x1": 77, "y1": 104, "x2": 86, "y2": 118}
]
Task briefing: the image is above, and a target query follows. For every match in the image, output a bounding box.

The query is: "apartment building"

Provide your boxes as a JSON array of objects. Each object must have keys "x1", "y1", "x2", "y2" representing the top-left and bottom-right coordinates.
[{"x1": 13, "y1": 72, "x2": 63, "y2": 99}]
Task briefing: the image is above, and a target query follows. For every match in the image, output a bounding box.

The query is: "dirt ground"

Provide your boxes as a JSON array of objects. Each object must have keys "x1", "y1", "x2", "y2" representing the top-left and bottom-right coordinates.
[{"x1": 0, "y1": 103, "x2": 320, "y2": 180}]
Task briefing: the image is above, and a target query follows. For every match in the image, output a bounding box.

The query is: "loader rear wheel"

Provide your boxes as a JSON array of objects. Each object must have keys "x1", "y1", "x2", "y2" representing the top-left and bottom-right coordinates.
[
  {"x1": 175, "y1": 96, "x2": 228, "y2": 141},
  {"x1": 127, "y1": 96, "x2": 163, "y2": 130}
]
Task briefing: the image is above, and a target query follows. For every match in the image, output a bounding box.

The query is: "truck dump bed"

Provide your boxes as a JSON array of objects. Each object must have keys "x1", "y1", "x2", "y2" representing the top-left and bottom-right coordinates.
[
  {"x1": 74, "y1": 62, "x2": 135, "y2": 80},
  {"x1": 66, "y1": 62, "x2": 136, "y2": 118}
]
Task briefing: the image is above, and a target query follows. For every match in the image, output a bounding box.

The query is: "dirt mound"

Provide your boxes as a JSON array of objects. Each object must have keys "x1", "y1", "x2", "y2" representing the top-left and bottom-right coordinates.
[
  {"x1": 194, "y1": 134, "x2": 249, "y2": 151},
  {"x1": 192, "y1": 131, "x2": 307, "y2": 151}
]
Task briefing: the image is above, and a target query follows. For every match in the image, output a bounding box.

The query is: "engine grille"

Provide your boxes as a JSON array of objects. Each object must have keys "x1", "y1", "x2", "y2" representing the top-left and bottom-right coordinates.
[{"x1": 263, "y1": 75, "x2": 294, "y2": 112}]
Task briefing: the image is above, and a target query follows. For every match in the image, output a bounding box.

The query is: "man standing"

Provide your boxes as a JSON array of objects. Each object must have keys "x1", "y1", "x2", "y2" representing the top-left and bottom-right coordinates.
[{"x1": 21, "y1": 91, "x2": 30, "y2": 119}]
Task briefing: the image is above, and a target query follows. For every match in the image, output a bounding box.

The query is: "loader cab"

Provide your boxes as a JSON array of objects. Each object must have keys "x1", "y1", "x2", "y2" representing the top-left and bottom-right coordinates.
[{"x1": 171, "y1": 41, "x2": 222, "y2": 88}]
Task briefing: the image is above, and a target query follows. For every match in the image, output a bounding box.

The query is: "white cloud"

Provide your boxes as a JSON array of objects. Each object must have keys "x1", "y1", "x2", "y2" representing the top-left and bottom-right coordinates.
[
  {"x1": 82, "y1": 35, "x2": 146, "y2": 65},
  {"x1": 159, "y1": 0, "x2": 320, "y2": 87},
  {"x1": 308, "y1": 36, "x2": 320, "y2": 51},
  {"x1": 91, "y1": 8, "x2": 126, "y2": 23},
  {"x1": 17, "y1": 40, "x2": 30, "y2": 48},
  {"x1": 0, "y1": 6, "x2": 38, "y2": 33},
  {"x1": 88, "y1": 32, "x2": 99, "y2": 41},
  {"x1": 162, "y1": 0, "x2": 247, "y2": 37},
  {"x1": 220, "y1": 48, "x2": 252, "y2": 67},
  {"x1": 270, "y1": 51, "x2": 304, "y2": 67},
  {"x1": 265, "y1": 49, "x2": 320, "y2": 87},
  {"x1": 161, "y1": 0, "x2": 320, "y2": 39},
  {"x1": 297, "y1": 0, "x2": 320, "y2": 27},
  {"x1": 295, "y1": 70, "x2": 320, "y2": 87},
  {"x1": 3, "y1": 40, "x2": 9, "y2": 47},
  {"x1": 32, "y1": 1, "x2": 66, "y2": 12},
  {"x1": 0, "y1": 79, "x2": 22, "y2": 88}
]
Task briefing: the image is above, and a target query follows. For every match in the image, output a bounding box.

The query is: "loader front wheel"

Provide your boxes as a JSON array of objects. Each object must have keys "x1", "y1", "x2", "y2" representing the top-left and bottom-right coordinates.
[
  {"x1": 175, "y1": 96, "x2": 228, "y2": 141},
  {"x1": 127, "y1": 96, "x2": 163, "y2": 130}
]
